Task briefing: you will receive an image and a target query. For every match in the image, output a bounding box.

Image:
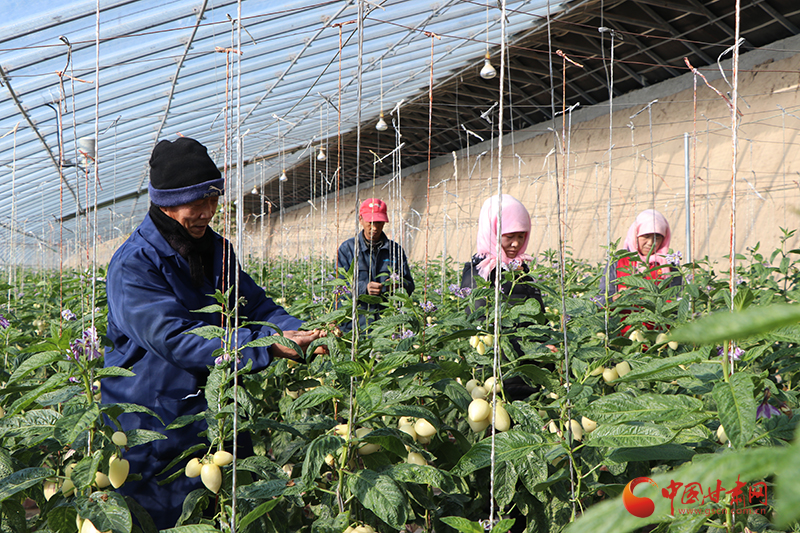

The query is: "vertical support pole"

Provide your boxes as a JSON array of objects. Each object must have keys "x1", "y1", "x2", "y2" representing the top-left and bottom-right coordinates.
[{"x1": 684, "y1": 132, "x2": 692, "y2": 264}]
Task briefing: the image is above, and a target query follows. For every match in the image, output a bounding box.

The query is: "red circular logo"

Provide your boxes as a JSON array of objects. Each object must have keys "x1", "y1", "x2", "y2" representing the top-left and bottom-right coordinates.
[{"x1": 623, "y1": 477, "x2": 658, "y2": 518}]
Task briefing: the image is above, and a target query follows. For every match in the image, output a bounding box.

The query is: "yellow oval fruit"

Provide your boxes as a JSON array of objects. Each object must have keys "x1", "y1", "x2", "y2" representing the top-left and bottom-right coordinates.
[
  {"x1": 656, "y1": 333, "x2": 669, "y2": 345},
  {"x1": 334, "y1": 423, "x2": 350, "y2": 437},
  {"x1": 285, "y1": 388, "x2": 299, "y2": 399},
  {"x1": 324, "y1": 454, "x2": 336, "y2": 467},
  {"x1": 590, "y1": 366, "x2": 605, "y2": 376},
  {"x1": 94, "y1": 471, "x2": 111, "y2": 488},
  {"x1": 481, "y1": 334, "x2": 494, "y2": 346},
  {"x1": 468, "y1": 398, "x2": 491, "y2": 423},
  {"x1": 43, "y1": 479, "x2": 59, "y2": 501},
  {"x1": 80, "y1": 518, "x2": 102, "y2": 533},
  {"x1": 111, "y1": 431, "x2": 127, "y2": 447},
  {"x1": 353, "y1": 525, "x2": 375, "y2": 533},
  {"x1": 595, "y1": 331, "x2": 606, "y2": 339},
  {"x1": 185, "y1": 458, "x2": 202, "y2": 478},
  {"x1": 414, "y1": 418, "x2": 436, "y2": 438},
  {"x1": 62, "y1": 478, "x2": 75, "y2": 497},
  {"x1": 717, "y1": 425, "x2": 728, "y2": 444},
  {"x1": 64, "y1": 463, "x2": 76, "y2": 477},
  {"x1": 569, "y1": 419, "x2": 584, "y2": 442},
  {"x1": 470, "y1": 385, "x2": 488, "y2": 400},
  {"x1": 476, "y1": 342, "x2": 487, "y2": 355},
  {"x1": 668, "y1": 341, "x2": 679, "y2": 350},
  {"x1": 494, "y1": 403, "x2": 511, "y2": 432},
  {"x1": 108, "y1": 456, "x2": 130, "y2": 489},
  {"x1": 581, "y1": 416, "x2": 597, "y2": 433},
  {"x1": 407, "y1": 452, "x2": 427, "y2": 466},
  {"x1": 398, "y1": 416, "x2": 415, "y2": 427},
  {"x1": 483, "y1": 376, "x2": 501, "y2": 395},
  {"x1": 602, "y1": 367, "x2": 619, "y2": 383},
  {"x1": 201, "y1": 463, "x2": 222, "y2": 493},
  {"x1": 615, "y1": 361, "x2": 631, "y2": 378},
  {"x1": 398, "y1": 423, "x2": 418, "y2": 442},
  {"x1": 356, "y1": 428, "x2": 380, "y2": 455},
  {"x1": 282, "y1": 464, "x2": 294, "y2": 477},
  {"x1": 468, "y1": 417, "x2": 490, "y2": 433},
  {"x1": 469, "y1": 336, "x2": 480, "y2": 349},
  {"x1": 465, "y1": 379, "x2": 480, "y2": 394},
  {"x1": 213, "y1": 450, "x2": 233, "y2": 466},
  {"x1": 417, "y1": 434, "x2": 431, "y2": 445}
]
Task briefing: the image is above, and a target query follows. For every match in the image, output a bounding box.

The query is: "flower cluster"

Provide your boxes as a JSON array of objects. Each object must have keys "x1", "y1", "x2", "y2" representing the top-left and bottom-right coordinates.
[
  {"x1": 391, "y1": 330, "x2": 415, "y2": 340},
  {"x1": 717, "y1": 345, "x2": 745, "y2": 363},
  {"x1": 69, "y1": 327, "x2": 102, "y2": 361},
  {"x1": 448, "y1": 284, "x2": 471, "y2": 299},
  {"x1": 333, "y1": 285, "x2": 351, "y2": 298},
  {"x1": 0, "y1": 314, "x2": 9, "y2": 329},
  {"x1": 665, "y1": 251, "x2": 683, "y2": 266},
  {"x1": 420, "y1": 301, "x2": 437, "y2": 313},
  {"x1": 389, "y1": 272, "x2": 401, "y2": 283},
  {"x1": 507, "y1": 258, "x2": 522, "y2": 270},
  {"x1": 312, "y1": 294, "x2": 326, "y2": 304},
  {"x1": 61, "y1": 309, "x2": 77, "y2": 321},
  {"x1": 215, "y1": 353, "x2": 232, "y2": 366}
]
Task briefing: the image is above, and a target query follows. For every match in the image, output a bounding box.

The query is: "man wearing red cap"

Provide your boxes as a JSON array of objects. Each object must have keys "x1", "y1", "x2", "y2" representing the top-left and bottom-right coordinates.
[{"x1": 337, "y1": 198, "x2": 415, "y2": 330}]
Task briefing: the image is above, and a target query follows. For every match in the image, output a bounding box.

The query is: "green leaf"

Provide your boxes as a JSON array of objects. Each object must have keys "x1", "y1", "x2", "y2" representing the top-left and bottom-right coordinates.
[
  {"x1": 712, "y1": 372, "x2": 756, "y2": 449},
  {"x1": 432, "y1": 378, "x2": 472, "y2": 414},
  {"x1": 301, "y1": 435, "x2": 344, "y2": 487},
  {"x1": 123, "y1": 495, "x2": 158, "y2": 533},
  {"x1": 176, "y1": 488, "x2": 209, "y2": 526},
  {"x1": 374, "y1": 405, "x2": 438, "y2": 426},
  {"x1": 238, "y1": 500, "x2": 279, "y2": 530},
  {"x1": 491, "y1": 519, "x2": 516, "y2": 533},
  {"x1": 75, "y1": 490, "x2": 132, "y2": 533},
  {"x1": 54, "y1": 403, "x2": 100, "y2": 446},
  {"x1": 6, "y1": 351, "x2": 64, "y2": 385},
  {"x1": 334, "y1": 361, "x2": 367, "y2": 378},
  {"x1": 605, "y1": 444, "x2": 696, "y2": 464},
  {"x1": 586, "y1": 393, "x2": 704, "y2": 424},
  {"x1": 94, "y1": 367, "x2": 136, "y2": 379},
  {"x1": 286, "y1": 386, "x2": 343, "y2": 416},
  {"x1": 439, "y1": 516, "x2": 484, "y2": 533},
  {"x1": 237, "y1": 479, "x2": 290, "y2": 499},
  {"x1": 124, "y1": 429, "x2": 168, "y2": 447},
  {"x1": 184, "y1": 325, "x2": 226, "y2": 340},
  {"x1": 243, "y1": 334, "x2": 302, "y2": 357},
  {"x1": 346, "y1": 470, "x2": 407, "y2": 529},
  {"x1": 670, "y1": 303, "x2": 800, "y2": 344},
  {"x1": 0, "y1": 467, "x2": 55, "y2": 502},
  {"x1": 159, "y1": 526, "x2": 222, "y2": 533},
  {"x1": 6, "y1": 373, "x2": 69, "y2": 416},
  {"x1": 387, "y1": 463, "x2": 457, "y2": 493},
  {"x1": 72, "y1": 451, "x2": 103, "y2": 490},
  {"x1": 451, "y1": 431, "x2": 547, "y2": 477},
  {"x1": 613, "y1": 353, "x2": 703, "y2": 383},
  {"x1": 2, "y1": 500, "x2": 28, "y2": 533},
  {"x1": 355, "y1": 384, "x2": 382, "y2": 412},
  {"x1": 165, "y1": 413, "x2": 204, "y2": 430},
  {"x1": 100, "y1": 403, "x2": 164, "y2": 425},
  {"x1": 584, "y1": 422, "x2": 674, "y2": 448}
]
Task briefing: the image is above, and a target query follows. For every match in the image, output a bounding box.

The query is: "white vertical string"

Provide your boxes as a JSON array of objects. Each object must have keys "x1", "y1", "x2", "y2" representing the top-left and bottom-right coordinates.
[{"x1": 729, "y1": 0, "x2": 741, "y2": 376}]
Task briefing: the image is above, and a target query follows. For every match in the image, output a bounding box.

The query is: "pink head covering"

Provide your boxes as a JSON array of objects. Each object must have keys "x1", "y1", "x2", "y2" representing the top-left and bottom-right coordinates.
[
  {"x1": 624, "y1": 209, "x2": 671, "y2": 265},
  {"x1": 475, "y1": 194, "x2": 533, "y2": 279}
]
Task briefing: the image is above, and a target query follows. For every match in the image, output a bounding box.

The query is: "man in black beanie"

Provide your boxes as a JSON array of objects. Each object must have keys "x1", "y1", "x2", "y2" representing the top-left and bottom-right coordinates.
[{"x1": 103, "y1": 137, "x2": 323, "y2": 529}]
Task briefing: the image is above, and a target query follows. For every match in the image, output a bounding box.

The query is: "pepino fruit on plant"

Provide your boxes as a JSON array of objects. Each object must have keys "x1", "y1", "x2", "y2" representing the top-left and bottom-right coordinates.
[
  {"x1": 414, "y1": 418, "x2": 436, "y2": 438},
  {"x1": 468, "y1": 399, "x2": 491, "y2": 423},
  {"x1": 581, "y1": 416, "x2": 597, "y2": 433},
  {"x1": 407, "y1": 452, "x2": 427, "y2": 466},
  {"x1": 43, "y1": 478, "x2": 59, "y2": 501},
  {"x1": 94, "y1": 471, "x2": 111, "y2": 489},
  {"x1": 201, "y1": 463, "x2": 222, "y2": 493},
  {"x1": 213, "y1": 450, "x2": 233, "y2": 466},
  {"x1": 185, "y1": 458, "x2": 202, "y2": 478},
  {"x1": 615, "y1": 361, "x2": 631, "y2": 377},
  {"x1": 356, "y1": 428, "x2": 380, "y2": 455},
  {"x1": 602, "y1": 367, "x2": 619, "y2": 383},
  {"x1": 111, "y1": 431, "x2": 127, "y2": 447},
  {"x1": 108, "y1": 455, "x2": 130, "y2": 489}
]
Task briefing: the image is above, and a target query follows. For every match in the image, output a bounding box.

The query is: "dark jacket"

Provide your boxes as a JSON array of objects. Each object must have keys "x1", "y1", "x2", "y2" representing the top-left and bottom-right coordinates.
[
  {"x1": 104, "y1": 213, "x2": 302, "y2": 529},
  {"x1": 337, "y1": 231, "x2": 414, "y2": 328}
]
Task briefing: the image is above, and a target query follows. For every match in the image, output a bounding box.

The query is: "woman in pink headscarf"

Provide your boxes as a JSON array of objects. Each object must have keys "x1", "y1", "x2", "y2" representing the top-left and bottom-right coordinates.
[
  {"x1": 460, "y1": 195, "x2": 549, "y2": 400},
  {"x1": 599, "y1": 209, "x2": 681, "y2": 332}
]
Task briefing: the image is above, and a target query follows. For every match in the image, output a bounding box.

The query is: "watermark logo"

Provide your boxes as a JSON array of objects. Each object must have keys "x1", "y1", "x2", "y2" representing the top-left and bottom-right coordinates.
[{"x1": 623, "y1": 477, "x2": 658, "y2": 518}]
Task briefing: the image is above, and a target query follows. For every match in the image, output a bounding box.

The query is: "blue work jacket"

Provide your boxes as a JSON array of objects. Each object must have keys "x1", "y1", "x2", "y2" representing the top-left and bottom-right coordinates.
[
  {"x1": 103, "y1": 213, "x2": 301, "y2": 528},
  {"x1": 336, "y1": 231, "x2": 414, "y2": 329}
]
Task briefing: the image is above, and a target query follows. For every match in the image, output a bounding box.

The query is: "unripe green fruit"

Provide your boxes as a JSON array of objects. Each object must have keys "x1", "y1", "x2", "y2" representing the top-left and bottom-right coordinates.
[
  {"x1": 94, "y1": 471, "x2": 111, "y2": 488},
  {"x1": 111, "y1": 431, "x2": 127, "y2": 447},
  {"x1": 581, "y1": 416, "x2": 597, "y2": 433},
  {"x1": 407, "y1": 452, "x2": 427, "y2": 466},
  {"x1": 185, "y1": 458, "x2": 202, "y2": 478},
  {"x1": 602, "y1": 367, "x2": 619, "y2": 383},
  {"x1": 615, "y1": 361, "x2": 631, "y2": 378},
  {"x1": 201, "y1": 463, "x2": 222, "y2": 493},
  {"x1": 468, "y1": 398, "x2": 491, "y2": 423},
  {"x1": 213, "y1": 450, "x2": 233, "y2": 466},
  {"x1": 414, "y1": 418, "x2": 436, "y2": 438}
]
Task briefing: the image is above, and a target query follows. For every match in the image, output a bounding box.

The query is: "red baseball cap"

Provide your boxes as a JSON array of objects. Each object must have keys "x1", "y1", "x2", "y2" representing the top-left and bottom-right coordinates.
[{"x1": 359, "y1": 198, "x2": 389, "y2": 223}]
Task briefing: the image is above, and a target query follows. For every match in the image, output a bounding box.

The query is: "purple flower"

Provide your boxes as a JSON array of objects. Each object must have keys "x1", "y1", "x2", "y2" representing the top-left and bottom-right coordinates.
[
  {"x1": 756, "y1": 401, "x2": 781, "y2": 420},
  {"x1": 507, "y1": 258, "x2": 522, "y2": 270},
  {"x1": 69, "y1": 327, "x2": 102, "y2": 361},
  {"x1": 390, "y1": 272, "x2": 401, "y2": 283},
  {"x1": 286, "y1": 273, "x2": 294, "y2": 279},
  {"x1": 333, "y1": 285, "x2": 351, "y2": 298},
  {"x1": 215, "y1": 353, "x2": 231, "y2": 366},
  {"x1": 448, "y1": 283, "x2": 460, "y2": 294},
  {"x1": 312, "y1": 294, "x2": 326, "y2": 304},
  {"x1": 0, "y1": 314, "x2": 8, "y2": 329},
  {"x1": 61, "y1": 309, "x2": 77, "y2": 321},
  {"x1": 421, "y1": 301, "x2": 437, "y2": 313},
  {"x1": 69, "y1": 377, "x2": 81, "y2": 383},
  {"x1": 665, "y1": 251, "x2": 683, "y2": 266},
  {"x1": 392, "y1": 330, "x2": 415, "y2": 340},
  {"x1": 433, "y1": 288, "x2": 442, "y2": 295},
  {"x1": 717, "y1": 345, "x2": 745, "y2": 363}
]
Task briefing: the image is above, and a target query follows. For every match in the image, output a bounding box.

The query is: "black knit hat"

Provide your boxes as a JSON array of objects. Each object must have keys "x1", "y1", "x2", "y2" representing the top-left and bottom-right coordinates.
[{"x1": 148, "y1": 137, "x2": 224, "y2": 207}]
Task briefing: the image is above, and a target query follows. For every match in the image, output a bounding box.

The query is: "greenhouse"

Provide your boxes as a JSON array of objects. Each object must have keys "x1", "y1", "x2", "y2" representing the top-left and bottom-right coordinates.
[{"x1": 2, "y1": 0, "x2": 800, "y2": 531}]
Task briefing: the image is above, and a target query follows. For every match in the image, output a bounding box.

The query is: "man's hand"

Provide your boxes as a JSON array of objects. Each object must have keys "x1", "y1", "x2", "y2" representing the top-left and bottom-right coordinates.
[
  {"x1": 272, "y1": 329, "x2": 327, "y2": 360},
  {"x1": 366, "y1": 281, "x2": 383, "y2": 296}
]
